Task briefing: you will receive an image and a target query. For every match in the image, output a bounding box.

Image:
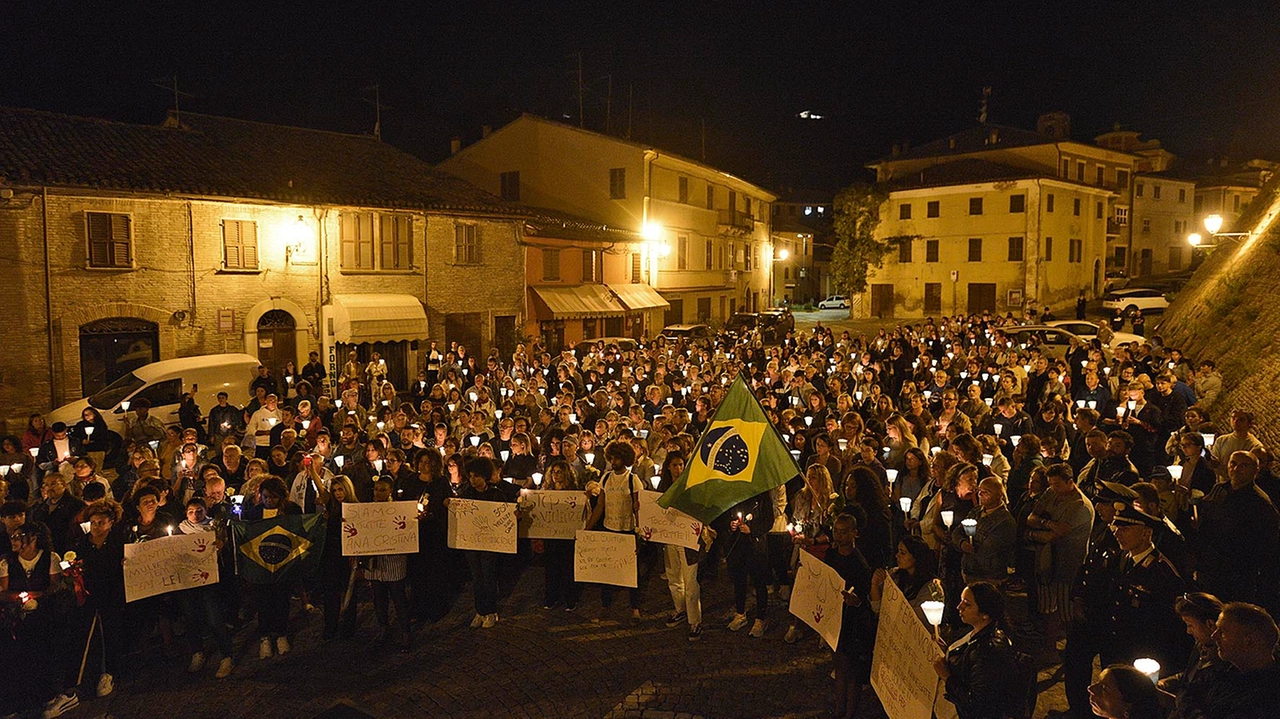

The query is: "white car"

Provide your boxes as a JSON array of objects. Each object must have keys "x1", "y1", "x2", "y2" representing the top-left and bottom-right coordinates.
[
  {"x1": 1102, "y1": 288, "x2": 1169, "y2": 315},
  {"x1": 818, "y1": 295, "x2": 850, "y2": 309},
  {"x1": 1046, "y1": 320, "x2": 1144, "y2": 349}
]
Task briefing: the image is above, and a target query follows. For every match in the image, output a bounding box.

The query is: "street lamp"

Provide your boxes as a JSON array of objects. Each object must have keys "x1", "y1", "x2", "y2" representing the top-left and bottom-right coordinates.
[
  {"x1": 1189, "y1": 213, "x2": 1249, "y2": 249},
  {"x1": 641, "y1": 222, "x2": 668, "y2": 286},
  {"x1": 1203, "y1": 214, "x2": 1224, "y2": 234}
]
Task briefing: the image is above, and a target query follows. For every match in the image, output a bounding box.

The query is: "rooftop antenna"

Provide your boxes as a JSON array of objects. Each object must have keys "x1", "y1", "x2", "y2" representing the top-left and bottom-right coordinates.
[
  {"x1": 360, "y1": 84, "x2": 383, "y2": 140},
  {"x1": 701, "y1": 118, "x2": 706, "y2": 161},
  {"x1": 978, "y1": 86, "x2": 992, "y2": 124},
  {"x1": 151, "y1": 74, "x2": 194, "y2": 124},
  {"x1": 626, "y1": 84, "x2": 634, "y2": 139}
]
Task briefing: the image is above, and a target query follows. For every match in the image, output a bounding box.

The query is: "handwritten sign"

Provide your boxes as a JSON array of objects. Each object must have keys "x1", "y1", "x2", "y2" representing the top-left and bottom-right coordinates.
[
  {"x1": 447, "y1": 498, "x2": 517, "y2": 554},
  {"x1": 574, "y1": 530, "x2": 637, "y2": 588},
  {"x1": 788, "y1": 549, "x2": 846, "y2": 651},
  {"x1": 636, "y1": 491, "x2": 702, "y2": 550},
  {"x1": 518, "y1": 490, "x2": 586, "y2": 540},
  {"x1": 342, "y1": 501, "x2": 419, "y2": 556},
  {"x1": 124, "y1": 532, "x2": 220, "y2": 602},
  {"x1": 871, "y1": 577, "x2": 945, "y2": 719}
]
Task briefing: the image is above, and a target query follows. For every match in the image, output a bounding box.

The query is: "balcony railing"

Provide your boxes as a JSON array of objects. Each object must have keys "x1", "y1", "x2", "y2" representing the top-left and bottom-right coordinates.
[{"x1": 717, "y1": 209, "x2": 755, "y2": 231}]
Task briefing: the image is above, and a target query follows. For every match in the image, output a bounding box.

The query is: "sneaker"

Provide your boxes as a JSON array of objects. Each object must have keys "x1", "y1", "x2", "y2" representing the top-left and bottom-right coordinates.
[
  {"x1": 564, "y1": 604, "x2": 577, "y2": 612},
  {"x1": 784, "y1": 624, "x2": 800, "y2": 644},
  {"x1": 188, "y1": 651, "x2": 206, "y2": 673},
  {"x1": 96, "y1": 672, "x2": 114, "y2": 697},
  {"x1": 41, "y1": 692, "x2": 78, "y2": 719},
  {"x1": 728, "y1": 613, "x2": 749, "y2": 631},
  {"x1": 750, "y1": 619, "x2": 767, "y2": 638},
  {"x1": 542, "y1": 603, "x2": 554, "y2": 610},
  {"x1": 482, "y1": 613, "x2": 498, "y2": 628},
  {"x1": 665, "y1": 610, "x2": 687, "y2": 628},
  {"x1": 275, "y1": 636, "x2": 291, "y2": 656},
  {"x1": 470, "y1": 613, "x2": 485, "y2": 628},
  {"x1": 215, "y1": 657, "x2": 234, "y2": 679},
  {"x1": 258, "y1": 637, "x2": 273, "y2": 659},
  {"x1": 687, "y1": 624, "x2": 703, "y2": 642}
]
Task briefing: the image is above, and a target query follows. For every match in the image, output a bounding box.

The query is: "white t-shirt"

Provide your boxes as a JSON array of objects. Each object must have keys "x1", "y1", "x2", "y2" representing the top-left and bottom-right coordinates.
[
  {"x1": 0, "y1": 550, "x2": 63, "y2": 582},
  {"x1": 602, "y1": 469, "x2": 644, "y2": 533},
  {"x1": 248, "y1": 407, "x2": 283, "y2": 447}
]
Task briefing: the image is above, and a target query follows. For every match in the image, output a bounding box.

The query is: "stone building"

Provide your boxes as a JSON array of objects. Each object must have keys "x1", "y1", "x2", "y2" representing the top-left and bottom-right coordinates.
[{"x1": 0, "y1": 107, "x2": 527, "y2": 428}]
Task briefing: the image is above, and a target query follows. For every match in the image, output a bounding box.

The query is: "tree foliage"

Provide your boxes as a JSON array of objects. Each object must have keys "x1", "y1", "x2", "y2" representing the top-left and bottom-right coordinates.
[{"x1": 829, "y1": 182, "x2": 918, "y2": 295}]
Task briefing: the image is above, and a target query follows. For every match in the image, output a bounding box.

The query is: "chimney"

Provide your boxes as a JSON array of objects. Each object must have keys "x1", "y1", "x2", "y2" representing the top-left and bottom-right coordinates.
[
  {"x1": 482, "y1": 125, "x2": 492, "y2": 138},
  {"x1": 450, "y1": 137, "x2": 462, "y2": 155}
]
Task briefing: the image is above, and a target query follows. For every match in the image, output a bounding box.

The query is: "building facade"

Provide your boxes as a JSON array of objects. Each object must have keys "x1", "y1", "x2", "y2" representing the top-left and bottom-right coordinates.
[
  {"x1": 0, "y1": 108, "x2": 526, "y2": 428},
  {"x1": 437, "y1": 115, "x2": 775, "y2": 327}
]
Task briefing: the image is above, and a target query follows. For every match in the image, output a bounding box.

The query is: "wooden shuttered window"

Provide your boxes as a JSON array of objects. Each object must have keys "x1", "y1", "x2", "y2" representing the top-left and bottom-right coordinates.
[
  {"x1": 222, "y1": 219, "x2": 259, "y2": 270},
  {"x1": 86, "y1": 212, "x2": 132, "y2": 268},
  {"x1": 379, "y1": 214, "x2": 412, "y2": 270},
  {"x1": 340, "y1": 212, "x2": 375, "y2": 269},
  {"x1": 454, "y1": 224, "x2": 478, "y2": 264}
]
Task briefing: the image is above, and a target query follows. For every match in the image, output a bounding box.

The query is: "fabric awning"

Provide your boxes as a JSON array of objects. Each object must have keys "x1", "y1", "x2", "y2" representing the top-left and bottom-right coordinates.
[
  {"x1": 608, "y1": 282, "x2": 670, "y2": 311},
  {"x1": 532, "y1": 284, "x2": 626, "y2": 319},
  {"x1": 327, "y1": 294, "x2": 429, "y2": 343}
]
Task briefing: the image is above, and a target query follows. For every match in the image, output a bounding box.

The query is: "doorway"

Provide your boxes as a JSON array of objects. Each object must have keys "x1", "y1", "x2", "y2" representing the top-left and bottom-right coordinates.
[
  {"x1": 870, "y1": 284, "x2": 894, "y2": 318},
  {"x1": 966, "y1": 283, "x2": 997, "y2": 314},
  {"x1": 256, "y1": 310, "x2": 298, "y2": 385},
  {"x1": 79, "y1": 317, "x2": 159, "y2": 397}
]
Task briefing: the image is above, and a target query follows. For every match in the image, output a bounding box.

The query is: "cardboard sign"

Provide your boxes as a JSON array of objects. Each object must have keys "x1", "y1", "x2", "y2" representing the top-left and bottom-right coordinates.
[
  {"x1": 574, "y1": 530, "x2": 637, "y2": 587},
  {"x1": 447, "y1": 498, "x2": 517, "y2": 554},
  {"x1": 871, "y1": 577, "x2": 946, "y2": 719},
  {"x1": 342, "y1": 501, "x2": 419, "y2": 556},
  {"x1": 124, "y1": 532, "x2": 220, "y2": 602},
  {"x1": 518, "y1": 490, "x2": 586, "y2": 540},
  {"x1": 636, "y1": 490, "x2": 702, "y2": 550},
  {"x1": 788, "y1": 548, "x2": 846, "y2": 651}
]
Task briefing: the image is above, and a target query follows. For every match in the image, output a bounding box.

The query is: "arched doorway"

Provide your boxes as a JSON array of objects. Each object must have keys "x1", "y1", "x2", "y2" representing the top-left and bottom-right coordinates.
[
  {"x1": 79, "y1": 317, "x2": 159, "y2": 397},
  {"x1": 257, "y1": 309, "x2": 298, "y2": 386}
]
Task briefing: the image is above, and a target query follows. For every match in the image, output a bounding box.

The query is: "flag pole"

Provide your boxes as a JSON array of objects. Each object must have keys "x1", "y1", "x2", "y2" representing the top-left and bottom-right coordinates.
[{"x1": 75, "y1": 611, "x2": 100, "y2": 687}]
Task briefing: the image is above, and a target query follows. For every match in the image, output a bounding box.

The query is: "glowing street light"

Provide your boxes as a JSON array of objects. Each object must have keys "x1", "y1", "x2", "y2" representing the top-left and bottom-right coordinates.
[{"x1": 1203, "y1": 214, "x2": 1224, "y2": 234}]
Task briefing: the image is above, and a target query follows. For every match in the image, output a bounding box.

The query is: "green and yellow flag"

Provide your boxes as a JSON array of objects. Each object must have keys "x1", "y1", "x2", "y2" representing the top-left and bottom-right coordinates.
[
  {"x1": 657, "y1": 375, "x2": 801, "y2": 523},
  {"x1": 231, "y1": 514, "x2": 326, "y2": 584}
]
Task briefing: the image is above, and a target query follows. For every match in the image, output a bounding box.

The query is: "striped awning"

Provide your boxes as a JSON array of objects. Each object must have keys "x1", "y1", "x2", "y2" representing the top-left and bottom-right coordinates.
[
  {"x1": 326, "y1": 294, "x2": 428, "y2": 343},
  {"x1": 531, "y1": 284, "x2": 626, "y2": 319},
  {"x1": 608, "y1": 282, "x2": 670, "y2": 311}
]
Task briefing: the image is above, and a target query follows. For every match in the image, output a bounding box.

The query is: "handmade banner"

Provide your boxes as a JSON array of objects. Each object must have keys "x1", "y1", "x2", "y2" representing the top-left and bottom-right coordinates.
[
  {"x1": 871, "y1": 577, "x2": 947, "y2": 719},
  {"x1": 124, "y1": 532, "x2": 220, "y2": 602},
  {"x1": 447, "y1": 498, "x2": 518, "y2": 554},
  {"x1": 787, "y1": 548, "x2": 845, "y2": 651},
  {"x1": 342, "y1": 501, "x2": 419, "y2": 556},
  {"x1": 518, "y1": 490, "x2": 586, "y2": 540},
  {"x1": 574, "y1": 530, "x2": 637, "y2": 587},
  {"x1": 637, "y1": 490, "x2": 703, "y2": 550}
]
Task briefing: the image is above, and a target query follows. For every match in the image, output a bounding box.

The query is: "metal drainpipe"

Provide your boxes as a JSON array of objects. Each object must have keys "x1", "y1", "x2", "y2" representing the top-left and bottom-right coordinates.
[
  {"x1": 42, "y1": 187, "x2": 55, "y2": 409},
  {"x1": 187, "y1": 201, "x2": 197, "y2": 318}
]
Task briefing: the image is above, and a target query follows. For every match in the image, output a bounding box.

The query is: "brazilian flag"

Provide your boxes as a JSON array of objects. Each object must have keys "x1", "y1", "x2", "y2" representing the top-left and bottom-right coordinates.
[
  {"x1": 658, "y1": 375, "x2": 801, "y2": 523},
  {"x1": 232, "y1": 514, "x2": 326, "y2": 584}
]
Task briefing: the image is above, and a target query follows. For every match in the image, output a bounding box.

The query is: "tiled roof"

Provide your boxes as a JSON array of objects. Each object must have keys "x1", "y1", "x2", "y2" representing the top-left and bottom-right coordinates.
[
  {"x1": 873, "y1": 124, "x2": 1056, "y2": 164},
  {"x1": 886, "y1": 159, "x2": 1048, "y2": 189},
  {"x1": 0, "y1": 106, "x2": 523, "y2": 214}
]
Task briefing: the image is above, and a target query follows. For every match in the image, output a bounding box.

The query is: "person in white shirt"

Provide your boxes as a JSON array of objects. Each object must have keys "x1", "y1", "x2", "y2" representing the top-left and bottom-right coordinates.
[{"x1": 247, "y1": 394, "x2": 283, "y2": 460}]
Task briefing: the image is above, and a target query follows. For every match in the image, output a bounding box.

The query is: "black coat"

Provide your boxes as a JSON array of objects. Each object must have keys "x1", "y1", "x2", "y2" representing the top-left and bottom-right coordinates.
[{"x1": 943, "y1": 623, "x2": 1024, "y2": 719}]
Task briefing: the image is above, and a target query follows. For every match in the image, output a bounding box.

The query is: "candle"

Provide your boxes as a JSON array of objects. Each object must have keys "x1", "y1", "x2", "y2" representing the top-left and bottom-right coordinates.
[
  {"x1": 984, "y1": 397, "x2": 993, "y2": 407},
  {"x1": 1010, "y1": 435, "x2": 1021, "y2": 447},
  {"x1": 417, "y1": 502, "x2": 424, "y2": 512},
  {"x1": 921, "y1": 600, "x2": 945, "y2": 638},
  {"x1": 500, "y1": 450, "x2": 509, "y2": 462},
  {"x1": 584, "y1": 452, "x2": 595, "y2": 465},
  {"x1": 334, "y1": 455, "x2": 345, "y2": 468},
  {"x1": 993, "y1": 423, "x2": 1003, "y2": 436},
  {"x1": 447, "y1": 403, "x2": 456, "y2": 412},
  {"x1": 496, "y1": 409, "x2": 504, "y2": 419},
  {"x1": 1134, "y1": 657, "x2": 1160, "y2": 685},
  {"x1": 1116, "y1": 407, "x2": 1126, "y2": 418},
  {"x1": 930, "y1": 446, "x2": 941, "y2": 456},
  {"x1": 1201, "y1": 433, "x2": 1215, "y2": 447},
  {"x1": 121, "y1": 400, "x2": 131, "y2": 412},
  {"x1": 961, "y1": 518, "x2": 977, "y2": 537},
  {"x1": 373, "y1": 459, "x2": 384, "y2": 472},
  {"x1": 885, "y1": 469, "x2": 898, "y2": 484},
  {"x1": 941, "y1": 510, "x2": 954, "y2": 529},
  {"x1": 335, "y1": 399, "x2": 343, "y2": 408},
  {"x1": 268, "y1": 417, "x2": 277, "y2": 427},
  {"x1": 649, "y1": 475, "x2": 660, "y2": 489},
  {"x1": 1127, "y1": 400, "x2": 1137, "y2": 411},
  {"x1": 804, "y1": 416, "x2": 813, "y2": 427},
  {"x1": 982, "y1": 453, "x2": 993, "y2": 466},
  {"x1": 899, "y1": 496, "x2": 912, "y2": 513},
  {"x1": 1087, "y1": 400, "x2": 1097, "y2": 409},
  {"x1": 470, "y1": 435, "x2": 480, "y2": 447},
  {"x1": 166, "y1": 525, "x2": 174, "y2": 536},
  {"x1": 1166, "y1": 465, "x2": 1184, "y2": 481},
  {"x1": 569, "y1": 413, "x2": 577, "y2": 424},
  {"x1": 837, "y1": 438, "x2": 849, "y2": 452},
  {"x1": 789, "y1": 449, "x2": 801, "y2": 461},
  {"x1": 532, "y1": 472, "x2": 543, "y2": 487},
  {"x1": 85, "y1": 425, "x2": 94, "y2": 437}
]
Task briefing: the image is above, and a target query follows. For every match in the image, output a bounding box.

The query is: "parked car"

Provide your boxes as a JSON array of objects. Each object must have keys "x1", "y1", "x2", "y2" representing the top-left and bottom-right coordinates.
[
  {"x1": 759, "y1": 307, "x2": 795, "y2": 334},
  {"x1": 818, "y1": 295, "x2": 850, "y2": 309},
  {"x1": 1102, "y1": 287, "x2": 1170, "y2": 315},
  {"x1": 49, "y1": 353, "x2": 261, "y2": 435},
  {"x1": 660, "y1": 324, "x2": 713, "y2": 345},
  {"x1": 723, "y1": 313, "x2": 758, "y2": 336},
  {"x1": 1005, "y1": 325, "x2": 1094, "y2": 360},
  {"x1": 1104, "y1": 269, "x2": 1130, "y2": 292},
  {"x1": 572, "y1": 337, "x2": 639, "y2": 357},
  {"x1": 1046, "y1": 320, "x2": 1144, "y2": 349}
]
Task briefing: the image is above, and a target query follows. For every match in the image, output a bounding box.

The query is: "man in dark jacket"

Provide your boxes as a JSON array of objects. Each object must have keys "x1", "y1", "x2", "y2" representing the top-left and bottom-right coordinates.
[{"x1": 29, "y1": 472, "x2": 85, "y2": 554}]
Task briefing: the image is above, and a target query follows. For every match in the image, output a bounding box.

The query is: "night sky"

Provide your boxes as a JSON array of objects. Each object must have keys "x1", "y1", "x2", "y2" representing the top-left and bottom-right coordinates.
[{"x1": 4, "y1": 1, "x2": 1279, "y2": 196}]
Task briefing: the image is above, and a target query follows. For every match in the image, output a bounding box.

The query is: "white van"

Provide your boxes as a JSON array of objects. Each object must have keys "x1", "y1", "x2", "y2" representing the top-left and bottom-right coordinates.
[{"x1": 49, "y1": 353, "x2": 260, "y2": 434}]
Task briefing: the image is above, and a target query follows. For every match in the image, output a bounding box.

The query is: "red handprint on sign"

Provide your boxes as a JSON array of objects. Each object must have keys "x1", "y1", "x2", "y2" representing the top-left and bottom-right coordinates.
[
  {"x1": 640, "y1": 526, "x2": 654, "y2": 541},
  {"x1": 342, "y1": 523, "x2": 358, "y2": 538},
  {"x1": 393, "y1": 516, "x2": 407, "y2": 530},
  {"x1": 812, "y1": 606, "x2": 825, "y2": 624},
  {"x1": 192, "y1": 537, "x2": 210, "y2": 553},
  {"x1": 691, "y1": 522, "x2": 702, "y2": 540},
  {"x1": 192, "y1": 570, "x2": 210, "y2": 582}
]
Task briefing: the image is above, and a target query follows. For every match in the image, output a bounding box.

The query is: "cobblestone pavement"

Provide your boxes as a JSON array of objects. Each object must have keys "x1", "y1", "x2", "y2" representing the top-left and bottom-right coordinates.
[{"x1": 62, "y1": 556, "x2": 1068, "y2": 719}]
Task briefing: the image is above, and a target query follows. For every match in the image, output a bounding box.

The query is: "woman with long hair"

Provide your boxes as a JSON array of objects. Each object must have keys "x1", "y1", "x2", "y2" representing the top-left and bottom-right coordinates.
[
  {"x1": 540, "y1": 460, "x2": 583, "y2": 612},
  {"x1": 884, "y1": 413, "x2": 919, "y2": 472}
]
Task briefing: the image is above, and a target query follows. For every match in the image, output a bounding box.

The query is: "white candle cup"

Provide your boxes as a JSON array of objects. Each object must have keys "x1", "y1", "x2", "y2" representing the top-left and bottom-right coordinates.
[
  {"x1": 1076, "y1": 400, "x2": 1086, "y2": 408},
  {"x1": 376, "y1": 421, "x2": 386, "y2": 431},
  {"x1": 921, "y1": 600, "x2": 945, "y2": 628},
  {"x1": 268, "y1": 417, "x2": 278, "y2": 427},
  {"x1": 984, "y1": 397, "x2": 993, "y2": 407},
  {"x1": 447, "y1": 403, "x2": 456, "y2": 412},
  {"x1": 500, "y1": 450, "x2": 510, "y2": 462},
  {"x1": 569, "y1": 413, "x2": 578, "y2": 424},
  {"x1": 301, "y1": 420, "x2": 311, "y2": 430},
  {"x1": 804, "y1": 416, "x2": 813, "y2": 427},
  {"x1": 335, "y1": 399, "x2": 343, "y2": 408},
  {"x1": 855, "y1": 391, "x2": 863, "y2": 402},
  {"x1": 495, "y1": 410, "x2": 504, "y2": 419},
  {"x1": 1116, "y1": 407, "x2": 1126, "y2": 418},
  {"x1": 373, "y1": 459, "x2": 384, "y2": 472},
  {"x1": 1201, "y1": 433, "x2": 1215, "y2": 447},
  {"x1": 941, "y1": 510, "x2": 955, "y2": 529},
  {"x1": 469, "y1": 436, "x2": 480, "y2": 447},
  {"x1": 789, "y1": 449, "x2": 801, "y2": 461},
  {"x1": 961, "y1": 518, "x2": 977, "y2": 537},
  {"x1": 993, "y1": 423, "x2": 1003, "y2": 436},
  {"x1": 837, "y1": 438, "x2": 849, "y2": 452},
  {"x1": 1127, "y1": 400, "x2": 1137, "y2": 411},
  {"x1": 334, "y1": 456, "x2": 345, "y2": 469},
  {"x1": 85, "y1": 426, "x2": 94, "y2": 437},
  {"x1": 982, "y1": 453, "x2": 993, "y2": 466},
  {"x1": 120, "y1": 400, "x2": 131, "y2": 412},
  {"x1": 885, "y1": 469, "x2": 898, "y2": 484},
  {"x1": 1088, "y1": 400, "x2": 1097, "y2": 409},
  {"x1": 931, "y1": 446, "x2": 942, "y2": 456},
  {"x1": 649, "y1": 475, "x2": 660, "y2": 489},
  {"x1": 532, "y1": 473, "x2": 543, "y2": 487},
  {"x1": 899, "y1": 496, "x2": 913, "y2": 514},
  {"x1": 1134, "y1": 658, "x2": 1160, "y2": 685},
  {"x1": 1166, "y1": 465, "x2": 1184, "y2": 481},
  {"x1": 1010, "y1": 435, "x2": 1021, "y2": 447}
]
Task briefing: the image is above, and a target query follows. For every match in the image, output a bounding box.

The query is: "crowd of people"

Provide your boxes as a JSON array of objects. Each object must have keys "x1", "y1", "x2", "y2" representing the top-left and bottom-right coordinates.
[{"x1": 1, "y1": 310, "x2": 1277, "y2": 719}]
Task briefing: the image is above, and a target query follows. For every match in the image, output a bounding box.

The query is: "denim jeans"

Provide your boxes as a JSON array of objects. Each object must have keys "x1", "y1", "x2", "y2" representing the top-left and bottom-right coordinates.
[{"x1": 467, "y1": 551, "x2": 499, "y2": 615}]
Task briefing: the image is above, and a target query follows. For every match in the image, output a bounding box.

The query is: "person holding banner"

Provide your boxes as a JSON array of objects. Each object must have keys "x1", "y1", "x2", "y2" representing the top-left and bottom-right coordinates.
[
  {"x1": 825, "y1": 513, "x2": 875, "y2": 719},
  {"x1": 541, "y1": 460, "x2": 582, "y2": 611},
  {"x1": 932, "y1": 581, "x2": 1029, "y2": 719},
  {"x1": 66, "y1": 500, "x2": 126, "y2": 700},
  {"x1": 367, "y1": 477, "x2": 412, "y2": 652},
  {"x1": 175, "y1": 498, "x2": 234, "y2": 679},
  {"x1": 240, "y1": 476, "x2": 303, "y2": 658},
  {"x1": 654, "y1": 452, "x2": 704, "y2": 640},
  {"x1": 585, "y1": 440, "x2": 646, "y2": 619},
  {"x1": 457, "y1": 457, "x2": 512, "y2": 628},
  {"x1": 320, "y1": 475, "x2": 358, "y2": 640}
]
